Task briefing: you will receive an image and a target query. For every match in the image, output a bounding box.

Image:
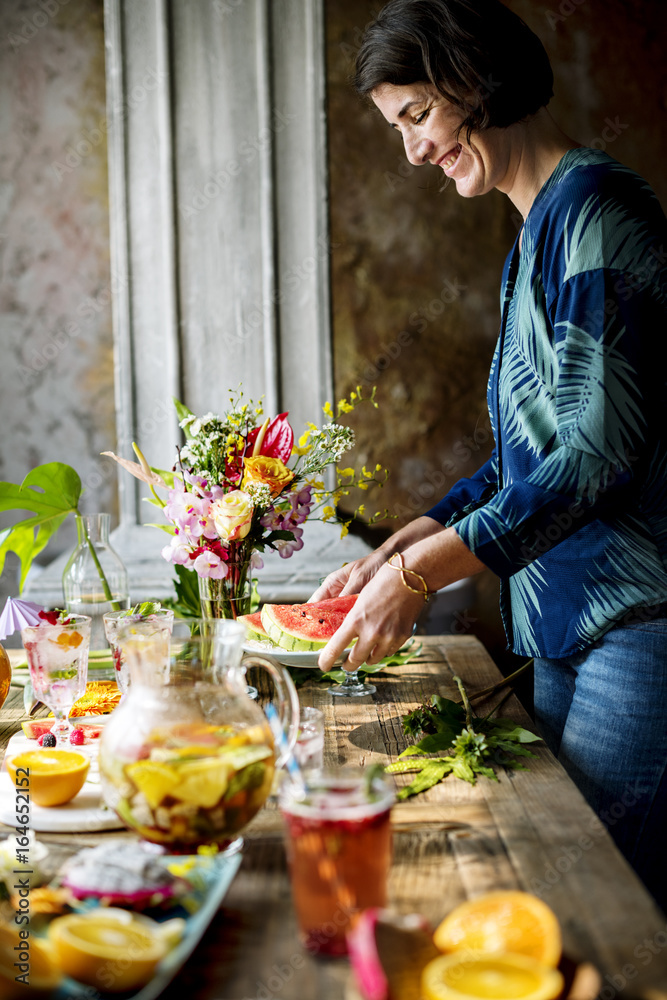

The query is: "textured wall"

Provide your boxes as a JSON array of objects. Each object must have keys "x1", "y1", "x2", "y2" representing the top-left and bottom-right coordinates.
[
  {"x1": 0, "y1": 0, "x2": 115, "y2": 608},
  {"x1": 326, "y1": 0, "x2": 667, "y2": 666}
]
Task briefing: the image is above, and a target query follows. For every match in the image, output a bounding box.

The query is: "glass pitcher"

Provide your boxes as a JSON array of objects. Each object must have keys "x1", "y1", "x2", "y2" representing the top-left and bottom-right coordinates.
[{"x1": 98, "y1": 618, "x2": 299, "y2": 854}]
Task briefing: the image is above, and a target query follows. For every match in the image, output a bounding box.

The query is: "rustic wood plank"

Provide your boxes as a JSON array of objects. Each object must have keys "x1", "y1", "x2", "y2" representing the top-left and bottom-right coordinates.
[
  {"x1": 430, "y1": 637, "x2": 667, "y2": 993},
  {"x1": 2, "y1": 636, "x2": 667, "y2": 998}
]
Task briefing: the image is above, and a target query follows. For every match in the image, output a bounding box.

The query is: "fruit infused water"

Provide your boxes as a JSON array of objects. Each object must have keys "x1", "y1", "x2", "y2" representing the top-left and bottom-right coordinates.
[
  {"x1": 21, "y1": 613, "x2": 91, "y2": 745},
  {"x1": 103, "y1": 605, "x2": 174, "y2": 695},
  {"x1": 280, "y1": 768, "x2": 394, "y2": 956},
  {"x1": 100, "y1": 721, "x2": 275, "y2": 852}
]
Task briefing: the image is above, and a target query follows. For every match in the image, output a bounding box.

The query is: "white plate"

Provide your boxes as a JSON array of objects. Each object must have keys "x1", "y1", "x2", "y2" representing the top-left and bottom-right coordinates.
[
  {"x1": 242, "y1": 640, "x2": 351, "y2": 668},
  {"x1": 0, "y1": 714, "x2": 123, "y2": 833}
]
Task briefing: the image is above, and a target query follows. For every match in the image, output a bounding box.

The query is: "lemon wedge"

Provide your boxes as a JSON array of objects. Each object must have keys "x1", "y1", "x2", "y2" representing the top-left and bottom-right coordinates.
[
  {"x1": 0, "y1": 921, "x2": 62, "y2": 998},
  {"x1": 170, "y1": 757, "x2": 231, "y2": 808},
  {"x1": 48, "y1": 908, "x2": 182, "y2": 991},
  {"x1": 421, "y1": 953, "x2": 564, "y2": 1000},
  {"x1": 6, "y1": 751, "x2": 90, "y2": 807},
  {"x1": 125, "y1": 760, "x2": 180, "y2": 809}
]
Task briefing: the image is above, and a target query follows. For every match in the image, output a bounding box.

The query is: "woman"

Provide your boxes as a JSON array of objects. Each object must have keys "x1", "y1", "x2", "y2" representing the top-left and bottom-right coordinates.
[{"x1": 314, "y1": 0, "x2": 667, "y2": 910}]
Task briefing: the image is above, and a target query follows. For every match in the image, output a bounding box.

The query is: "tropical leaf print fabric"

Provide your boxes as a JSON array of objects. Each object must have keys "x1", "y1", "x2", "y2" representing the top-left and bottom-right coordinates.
[{"x1": 426, "y1": 149, "x2": 667, "y2": 657}]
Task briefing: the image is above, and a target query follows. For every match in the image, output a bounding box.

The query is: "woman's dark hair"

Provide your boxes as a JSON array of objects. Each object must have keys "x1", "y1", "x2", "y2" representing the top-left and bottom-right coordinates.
[{"x1": 354, "y1": 0, "x2": 554, "y2": 140}]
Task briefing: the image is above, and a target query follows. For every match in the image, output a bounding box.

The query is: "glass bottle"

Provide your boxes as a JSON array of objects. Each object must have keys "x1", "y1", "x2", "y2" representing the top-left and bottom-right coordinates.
[{"x1": 62, "y1": 513, "x2": 130, "y2": 651}]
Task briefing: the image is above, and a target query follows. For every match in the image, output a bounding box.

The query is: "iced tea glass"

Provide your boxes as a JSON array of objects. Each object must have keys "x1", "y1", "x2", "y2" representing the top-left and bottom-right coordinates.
[
  {"x1": 21, "y1": 615, "x2": 92, "y2": 745},
  {"x1": 280, "y1": 767, "x2": 394, "y2": 956}
]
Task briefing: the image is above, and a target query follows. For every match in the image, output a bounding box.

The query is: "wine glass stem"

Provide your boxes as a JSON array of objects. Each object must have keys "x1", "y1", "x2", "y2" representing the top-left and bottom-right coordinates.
[{"x1": 50, "y1": 709, "x2": 73, "y2": 744}]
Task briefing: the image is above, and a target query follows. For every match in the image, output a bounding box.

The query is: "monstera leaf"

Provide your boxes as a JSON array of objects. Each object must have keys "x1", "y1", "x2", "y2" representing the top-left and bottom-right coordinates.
[{"x1": 0, "y1": 463, "x2": 82, "y2": 591}]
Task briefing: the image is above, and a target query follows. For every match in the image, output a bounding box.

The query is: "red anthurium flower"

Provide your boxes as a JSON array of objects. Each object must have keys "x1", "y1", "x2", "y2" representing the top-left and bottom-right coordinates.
[{"x1": 246, "y1": 413, "x2": 294, "y2": 464}]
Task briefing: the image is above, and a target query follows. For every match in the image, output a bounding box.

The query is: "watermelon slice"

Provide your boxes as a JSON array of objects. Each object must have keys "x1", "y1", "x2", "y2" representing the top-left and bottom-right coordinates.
[
  {"x1": 260, "y1": 594, "x2": 358, "y2": 651},
  {"x1": 237, "y1": 610, "x2": 271, "y2": 642},
  {"x1": 21, "y1": 720, "x2": 105, "y2": 742}
]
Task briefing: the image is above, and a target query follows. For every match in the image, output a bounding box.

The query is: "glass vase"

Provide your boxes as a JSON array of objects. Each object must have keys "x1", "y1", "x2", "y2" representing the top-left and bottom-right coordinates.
[
  {"x1": 198, "y1": 559, "x2": 252, "y2": 620},
  {"x1": 62, "y1": 513, "x2": 130, "y2": 652}
]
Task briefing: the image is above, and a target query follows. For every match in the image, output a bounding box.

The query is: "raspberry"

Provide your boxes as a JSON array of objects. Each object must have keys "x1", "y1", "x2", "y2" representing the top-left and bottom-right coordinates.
[
  {"x1": 69, "y1": 729, "x2": 85, "y2": 746},
  {"x1": 38, "y1": 610, "x2": 60, "y2": 625},
  {"x1": 40, "y1": 733, "x2": 57, "y2": 748}
]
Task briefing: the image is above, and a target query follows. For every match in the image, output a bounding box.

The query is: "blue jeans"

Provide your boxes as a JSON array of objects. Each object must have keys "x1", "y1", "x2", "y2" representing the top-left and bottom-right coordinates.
[{"x1": 534, "y1": 615, "x2": 667, "y2": 913}]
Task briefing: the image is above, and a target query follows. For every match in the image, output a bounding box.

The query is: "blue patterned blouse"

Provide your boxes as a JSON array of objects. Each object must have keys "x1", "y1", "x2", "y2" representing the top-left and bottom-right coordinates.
[{"x1": 426, "y1": 148, "x2": 667, "y2": 658}]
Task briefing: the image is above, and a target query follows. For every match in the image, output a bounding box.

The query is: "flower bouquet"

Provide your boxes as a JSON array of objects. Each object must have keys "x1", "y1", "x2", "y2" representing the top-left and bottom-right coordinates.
[{"x1": 105, "y1": 387, "x2": 388, "y2": 619}]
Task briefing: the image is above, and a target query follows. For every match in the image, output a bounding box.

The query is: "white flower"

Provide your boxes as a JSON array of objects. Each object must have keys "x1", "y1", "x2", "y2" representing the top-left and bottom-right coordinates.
[{"x1": 244, "y1": 481, "x2": 273, "y2": 508}]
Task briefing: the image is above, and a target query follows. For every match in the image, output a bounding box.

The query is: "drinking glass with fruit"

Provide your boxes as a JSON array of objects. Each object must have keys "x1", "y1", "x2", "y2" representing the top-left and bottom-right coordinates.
[{"x1": 21, "y1": 612, "x2": 91, "y2": 746}]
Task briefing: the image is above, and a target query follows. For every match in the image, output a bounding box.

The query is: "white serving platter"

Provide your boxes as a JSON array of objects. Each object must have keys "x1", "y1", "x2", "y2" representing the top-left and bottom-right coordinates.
[
  {"x1": 242, "y1": 639, "x2": 351, "y2": 668},
  {"x1": 0, "y1": 714, "x2": 124, "y2": 832}
]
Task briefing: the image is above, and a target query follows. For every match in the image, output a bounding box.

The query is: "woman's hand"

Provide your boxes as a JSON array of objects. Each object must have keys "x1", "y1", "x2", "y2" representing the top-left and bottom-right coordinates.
[
  {"x1": 309, "y1": 549, "x2": 390, "y2": 602},
  {"x1": 310, "y1": 516, "x2": 449, "y2": 602},
  {"x1": 316, "y1": 525, "x2": 486, "y2": 672},
  {"x1": 317, "y1": 559, "x2": 425, "y2": 671}
]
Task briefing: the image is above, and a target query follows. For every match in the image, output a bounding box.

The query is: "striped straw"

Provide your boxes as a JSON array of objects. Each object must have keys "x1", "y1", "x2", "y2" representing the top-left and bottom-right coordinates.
[{"x1": 264, "y1": 702, "x2": 307, "y2": 795}]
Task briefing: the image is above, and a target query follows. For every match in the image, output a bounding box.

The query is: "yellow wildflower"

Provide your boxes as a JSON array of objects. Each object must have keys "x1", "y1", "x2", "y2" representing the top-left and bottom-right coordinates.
[
  {"x1": 323, "y1": 401, "x2": 333, "y2": 418},
  {"x1": 339, "y1": 521, "x2": 351, "y2": 538},
  {"x1": 322, "y1": 506, "x2": 335, "y2": 521},
  {"x1": 337, "y1": 399, "x2": 353, "y2": 414},
  {"x1": 337, "y1": 467, "x2": 355, "y2": 478}
]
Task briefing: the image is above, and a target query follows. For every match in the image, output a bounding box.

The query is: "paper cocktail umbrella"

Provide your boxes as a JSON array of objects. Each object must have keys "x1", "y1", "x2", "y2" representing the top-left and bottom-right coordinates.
[{"x1": 0, "y1": 596, "x2": 44, "y2": 640}]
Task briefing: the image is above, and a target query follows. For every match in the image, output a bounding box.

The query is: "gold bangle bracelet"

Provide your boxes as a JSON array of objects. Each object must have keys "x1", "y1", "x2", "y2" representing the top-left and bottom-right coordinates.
[{"x1": 387, "y1": 552, "x2": 435, "y2": 602}]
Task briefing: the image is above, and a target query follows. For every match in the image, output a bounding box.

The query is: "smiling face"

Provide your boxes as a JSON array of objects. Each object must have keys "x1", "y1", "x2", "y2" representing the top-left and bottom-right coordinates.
[{"x1": 371, "y1": 82, "x2": 512, "y2": 200}]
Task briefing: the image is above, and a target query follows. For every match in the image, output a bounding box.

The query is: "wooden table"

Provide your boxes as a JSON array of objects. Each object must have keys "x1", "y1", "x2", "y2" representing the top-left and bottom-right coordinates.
[{"x1": 2, "y1": 636, "x2": 667, "y2": 998}]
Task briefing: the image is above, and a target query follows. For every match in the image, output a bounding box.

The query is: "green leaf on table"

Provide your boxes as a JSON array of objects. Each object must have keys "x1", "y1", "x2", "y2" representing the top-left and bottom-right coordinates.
[
  {"x1": 395, "y1": 759, "x2": 453, "y2": 800},
  {"x1": 399, "y1": 733, "x2": 453, "y2": 757},
  {"x1": 387, "y1": 680, "x2": 543, "y2": 797},
  {"x1": 485, "y1": 718, "x2": 543, "y2": 743},
  {"x1": 0, "y1": 462, "x2": 82, "y2": 590},
  {"x1": 378, "y1": 639, "x2": 423, "y2": 667}
]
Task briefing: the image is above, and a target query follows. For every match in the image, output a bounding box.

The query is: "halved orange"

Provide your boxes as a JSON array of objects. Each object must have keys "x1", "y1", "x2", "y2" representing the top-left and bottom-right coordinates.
[
  {"x1": 5, "y1": 750, "x2": 90, "y2": 807},
  {"x1": 48, "y1": 909, "x2": 182, "y2": 992},
  {"x1": 421, "y1": 952, "x2": 564, "y2": 1000},
  {"x1": 0, "y1": 921, "x2": 62, "y2": 998},
  {"x1": 433, "y1": 891, "x2": 562, "y2": 968}
]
